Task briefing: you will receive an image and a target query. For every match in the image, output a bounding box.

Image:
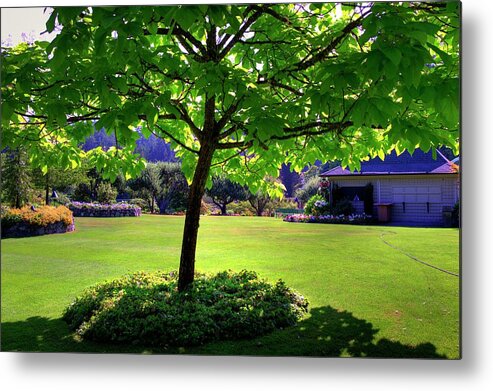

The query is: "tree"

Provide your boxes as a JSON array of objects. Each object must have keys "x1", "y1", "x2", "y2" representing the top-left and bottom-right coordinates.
[
  {"x1": 127, "y1": 162, "x2": 189, "y2": 213},
  {"x1": 1, "y1": 149, "x2": 33, "y2": 208},
  {"x1": 207, "y1": 176, "x2": 249, "y2": 215},
  {"x1": 248, "y1": 191, "x2": 271, "y2": 217},
  {"x1": 156, "y1": 162, "x2": 189, "y2": 214},
  {"x1": 127, "y1": 163, "x2": 162, "y2": 213},
  {"x1": 2, "y1": 3, "x2": 459, "y2": 290},
  {"x1": 31, "y1": 165, "x2": 88, "y2": 205},
  {"x1": 295, "y1": 176, "x2": 321, "y2": 206}
]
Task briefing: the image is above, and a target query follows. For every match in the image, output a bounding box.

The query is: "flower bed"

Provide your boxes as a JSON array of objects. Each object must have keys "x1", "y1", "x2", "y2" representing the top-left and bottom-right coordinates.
[
  {"x1": 68, "y1": 202, "x2": 141, "y2": 217},
  {"x1": 283, "y1": 213, "x2": 375, "y2": 225},
  {"x1": 1, "y1": 205, "x2": 75, "y2": 238}
]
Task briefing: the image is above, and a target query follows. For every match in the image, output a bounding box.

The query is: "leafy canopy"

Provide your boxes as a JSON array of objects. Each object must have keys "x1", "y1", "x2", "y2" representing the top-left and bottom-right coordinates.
[{"x1": 1, "y1": 3, "x2": 459, "y2": 195}]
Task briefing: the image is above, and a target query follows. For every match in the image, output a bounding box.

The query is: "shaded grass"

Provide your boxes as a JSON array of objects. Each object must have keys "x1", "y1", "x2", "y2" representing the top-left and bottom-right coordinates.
[{"x1": 1, "y1": 215, "x2": 460, "y2": 357}]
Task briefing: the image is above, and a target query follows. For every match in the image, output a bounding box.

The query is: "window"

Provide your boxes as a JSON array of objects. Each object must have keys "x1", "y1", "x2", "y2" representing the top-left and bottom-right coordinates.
[{"x1": 392, "y1": 185, "x2": 441, "y2": 203}]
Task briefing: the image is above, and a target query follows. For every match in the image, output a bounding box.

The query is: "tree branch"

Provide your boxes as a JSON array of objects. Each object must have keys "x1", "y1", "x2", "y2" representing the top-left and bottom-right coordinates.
[
  {"x1": 216, "y1": 140, "x2": 253, "y2": 150},
  {"x1": 154, "y1": 123, "x2": 199, "y2": 154},
  {"x1": 216, "y1": 97, "x2": 244, "y2": 131},
  {"x1": 289, "y1": 14, "x2": 367, "y2": 72},
  {"x1": 257, "y1": 77, "x2": 304, "y2": 96},
  {"x1": 218, "y1": 6, "x2": 266, "y2": 61}
]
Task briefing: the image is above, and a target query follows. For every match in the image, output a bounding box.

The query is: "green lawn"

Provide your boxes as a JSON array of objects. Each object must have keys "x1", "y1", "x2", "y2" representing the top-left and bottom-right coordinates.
[{"x1": 1, "y1": 215, "x2": 460, "y2": 358}]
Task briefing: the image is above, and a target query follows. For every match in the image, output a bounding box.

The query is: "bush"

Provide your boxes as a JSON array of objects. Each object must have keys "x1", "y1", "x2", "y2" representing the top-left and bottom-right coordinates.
[
  {"x1": 54, "y1": 192, "x2": 71, "y2": 205},
  {"x1": 96, "y1": 182, "x2": 118, "y2": 204},
  {"x1": 331, "y1": 198, "x2": 355, "y2": 216},
  {"x1": 304, "y1": 194, "x2": 329, "y2": 216},
  {"x1": 128, "y1": 198, "x2": 149, "y2": 212},
  {"x1": 284, "y1": 213, "x2": 374, "y2": 225},
  {"x1": 68, "y1": 202, "x2": 141, "y2": 217},
  {"x1": 73, "y1": 183, "x2": 92, "y2": 202},
  {"x1": 1, "y1": 205, "x2": 73, "y2": 228},
  {"x1": 228, "y1": 200, "x2": 255, "y2": 216},
  {"x1": 63, "y1": 270, "x2": 308, "y2": 347}
]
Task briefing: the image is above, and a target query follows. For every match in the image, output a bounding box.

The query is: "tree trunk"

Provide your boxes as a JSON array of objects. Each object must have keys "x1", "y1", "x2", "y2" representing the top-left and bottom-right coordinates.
[
  {"x1": 220, "y1": 204, "x2": 227, "y2": 215},
  {"x1": 45, "y1": 173, "x2": 50, "y2": 206},
  {"x1": 178, "y1": 142, "x2": 216, "y2": 292}
]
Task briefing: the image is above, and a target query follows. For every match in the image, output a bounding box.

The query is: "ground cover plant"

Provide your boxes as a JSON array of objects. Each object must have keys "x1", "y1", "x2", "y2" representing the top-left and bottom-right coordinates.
[
  {"x1": 63, "y1": 270, "x2": 308, "y2": 347},
  {"x1": 1, "y1": 215, "x2": 459, "y2": 358}
]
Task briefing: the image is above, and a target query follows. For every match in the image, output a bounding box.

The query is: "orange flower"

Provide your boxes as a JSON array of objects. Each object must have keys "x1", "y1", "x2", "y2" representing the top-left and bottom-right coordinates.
[{"x1": 8, "y1": 205, "x2": 73, "y2": 227}]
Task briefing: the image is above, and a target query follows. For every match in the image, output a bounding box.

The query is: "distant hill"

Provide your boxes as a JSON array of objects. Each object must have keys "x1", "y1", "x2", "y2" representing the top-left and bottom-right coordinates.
[{"x1": 82, "y1": 129, "x2": 177, "y2": 162}]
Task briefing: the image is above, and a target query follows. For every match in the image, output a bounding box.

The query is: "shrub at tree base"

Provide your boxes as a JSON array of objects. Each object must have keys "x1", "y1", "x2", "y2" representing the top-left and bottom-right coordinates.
[
  {"x1": 68, "y1": 202, "x2": 141, "y2": 217},
  {"x1": 63, "y1": 270, "x2": 308, "y2": 347},
  {"x1": 1, "y1": 205, "x2": 75, "y2": 238}
]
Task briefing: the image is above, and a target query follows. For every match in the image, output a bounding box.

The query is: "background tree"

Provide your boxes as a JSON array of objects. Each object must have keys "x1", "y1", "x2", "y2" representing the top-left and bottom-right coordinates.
[
  {"x1": 95, "y1": 182, "x2": 118, "y2": 204},
  {"x1": 207, "y1": 176, "x2": 249, "y2": 215},
  {"x1": 2, "y1": 3, "x2": 459, "y2": 290},
  {"x1": 156, "y1": 162, "x2": 189, "y2": 214},
  {"x1": 295, "y1": 176, "x2": 321, "y2": 207},
  {"x1": 31, "y1": 165, "x2": 88, "y2": 205},
  {"x1": 127, "y1": 163, "x2": 162, "y2": 213},
  {"x1": 126, "y1": 162, "x2": 188, "y2": 213},
  {"x1": 1, "y1": 149, "x2": 33, "y2": 208},
  {"x1": 248, "y1": 191, "x2": 271, "y2": 217}
]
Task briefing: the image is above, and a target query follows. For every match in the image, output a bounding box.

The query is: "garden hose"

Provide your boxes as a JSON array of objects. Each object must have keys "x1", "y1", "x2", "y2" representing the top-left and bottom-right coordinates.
[{"x1": 379, "y1": 231, "x2": 459, "y2": 277}]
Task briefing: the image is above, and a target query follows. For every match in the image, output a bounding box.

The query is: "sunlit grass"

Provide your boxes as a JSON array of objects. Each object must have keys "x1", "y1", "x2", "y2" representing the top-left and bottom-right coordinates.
[{"x1": 1, "y1": 215, "x2": 460, "y2": 358}]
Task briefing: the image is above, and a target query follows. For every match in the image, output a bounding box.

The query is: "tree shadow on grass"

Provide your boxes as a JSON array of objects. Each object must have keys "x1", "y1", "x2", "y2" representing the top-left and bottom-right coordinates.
[
  {"x1": 1, "y1": 306, "x2": 449, "y2": 358},
  {"x1": 197, "y1": 306, "x2": 449, "y2": 358},
  {"x1": 0, "y1": 317, "x2": 148, "y2": 354},
  {"x1": 291, "y1": 306, "x2": 447, "y2": 358}
]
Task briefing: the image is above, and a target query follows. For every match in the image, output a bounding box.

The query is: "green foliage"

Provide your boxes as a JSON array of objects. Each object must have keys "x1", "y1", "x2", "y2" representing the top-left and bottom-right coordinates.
[
  {"x1": 227, "y1": 200, "x2": 255, "y2": 216},
  {"x1": 127, "y1": 162, "x2": 189, "y2": 214},
  {"x1": 295, "y1": 177, "x2": 321, "y2": 205},
  {"x1": 128, "y1": 198, "x2": 149, "y2": 212},
  {"x1": 304, "y1": 194, "x2": 326, "y2": 216},
  {"x1": 62, "y1": 270, "x2": 308, "y2": 347},
  {"x1": 73, "y1": 183, "x2": 92, "y2": 202},
  {"x1": 1, "y1": 3, "x2": 459, "y2": 193},
  {"x1": 331, "y1": 199, "x2": 355, "y2": 216},
  {"x1": 304, "y1": 193, "x2": 354, "y2": 217},
  {"x1": 1, "y1": 149, "x2": 34, "y2": 208},
  {"x1": 156, "y1": 162, "x2": 189, "y2": 214},
  {"x1": 55, "y1": 192, "x2": 72, "y2": 205},
  {"x1": 1, "y1": 3, "x2": 460, "y2": 289},
  {"x1": 247, "y1": 193, "x2": 270, "y2": 216},
  {"x1": 206, "y1": 176, "x2": 249, "y2": 215},
  {"x1": 95, "y1": 182, "x2": 118, "y2": 204}
]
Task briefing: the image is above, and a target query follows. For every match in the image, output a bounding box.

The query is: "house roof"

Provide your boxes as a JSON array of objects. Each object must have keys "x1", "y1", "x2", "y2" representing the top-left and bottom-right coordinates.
[{"x1": 320, "y1": 149, "x2": 459, "y2": 177}]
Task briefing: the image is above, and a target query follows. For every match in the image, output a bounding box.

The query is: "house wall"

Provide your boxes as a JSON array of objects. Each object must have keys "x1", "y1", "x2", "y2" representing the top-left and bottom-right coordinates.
[{"x1": 327, "y1": 175, "x2": 459, "y2": 226}]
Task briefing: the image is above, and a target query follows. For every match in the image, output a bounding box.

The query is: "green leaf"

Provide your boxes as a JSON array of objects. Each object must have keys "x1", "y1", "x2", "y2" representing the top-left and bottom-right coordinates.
[
  {"x1": 427, "y1": 43, "x2": 452, "y2": 67},
  {"x1": 46, "y1": 10, "x2": 58, "y2": 33},
  {"x1": 1, "y1": 101, "x2": 14, "y2": 126},
  {"x1": 383, "y1": 47, "x2": 402, "y2": 66}
]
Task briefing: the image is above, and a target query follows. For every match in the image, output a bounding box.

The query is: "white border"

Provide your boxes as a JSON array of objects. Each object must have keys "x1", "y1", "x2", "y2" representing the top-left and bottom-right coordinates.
[{"x1": 1, "y1": 1, "x2": 492, "y2": 390}]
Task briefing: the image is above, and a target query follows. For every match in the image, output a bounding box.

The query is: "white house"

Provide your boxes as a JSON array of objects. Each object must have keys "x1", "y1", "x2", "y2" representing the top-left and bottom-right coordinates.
[{"x1": 319, "y1": 149, "x2": 459, "y2": 227}]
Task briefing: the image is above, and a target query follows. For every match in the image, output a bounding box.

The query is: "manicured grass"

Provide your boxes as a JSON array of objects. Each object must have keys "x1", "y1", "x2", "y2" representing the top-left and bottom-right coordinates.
[{"x1": 1, "y1": 215, "x2": 460, "y2": 358}]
